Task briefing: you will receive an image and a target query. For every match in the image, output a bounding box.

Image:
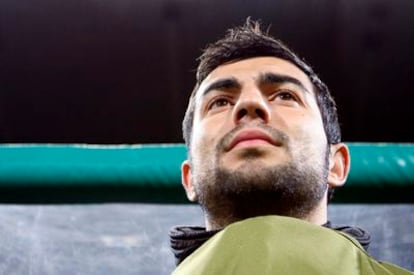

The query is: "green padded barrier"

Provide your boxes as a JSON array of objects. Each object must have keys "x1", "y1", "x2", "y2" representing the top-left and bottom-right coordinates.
[
  {"x1": 335, "y1": 143, "x2": 414, "y2": 203},
  {"x1": 0, "y1": 143, "x2": 413, "y2": 203},
  {"x1": 0, "y1": 144, "x2": 187, "y2": 203}
]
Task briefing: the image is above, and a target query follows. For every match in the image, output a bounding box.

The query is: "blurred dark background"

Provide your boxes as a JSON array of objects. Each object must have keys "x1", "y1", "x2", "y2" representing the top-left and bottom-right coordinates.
[{"x1": 1, "y1": 0, "x2": 413, "y2": 144}]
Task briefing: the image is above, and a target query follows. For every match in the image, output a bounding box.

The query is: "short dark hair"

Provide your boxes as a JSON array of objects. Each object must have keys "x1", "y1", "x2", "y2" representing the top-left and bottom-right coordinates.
[{"x1": 183, "y1": 19, "x2": 341, "y2": 149}]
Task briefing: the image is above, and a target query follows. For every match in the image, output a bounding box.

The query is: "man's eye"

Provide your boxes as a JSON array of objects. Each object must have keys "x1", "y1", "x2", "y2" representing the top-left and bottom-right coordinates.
[
  {"x1": 273, "y1": 91, "x2": 297, "y2": 101},
  {"x1": 208, "y1": 98, "x2": 231, "y2": 110}
]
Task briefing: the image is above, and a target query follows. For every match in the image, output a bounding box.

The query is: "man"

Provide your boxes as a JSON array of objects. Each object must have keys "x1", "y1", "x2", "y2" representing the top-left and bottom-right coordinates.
[{"x1": 169, "y1": 19, "x2": 412, "y2": 274}]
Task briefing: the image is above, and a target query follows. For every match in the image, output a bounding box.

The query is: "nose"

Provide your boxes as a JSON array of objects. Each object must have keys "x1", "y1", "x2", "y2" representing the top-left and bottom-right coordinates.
[{"x1": 233, "y1": 88, "x2": 271, "y2": 125}]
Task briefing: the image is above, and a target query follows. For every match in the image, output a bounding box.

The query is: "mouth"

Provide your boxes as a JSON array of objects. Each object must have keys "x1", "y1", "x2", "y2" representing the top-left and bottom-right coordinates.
[{"x1": 226, "y1": 128, "x2": 281, "y2": 151}]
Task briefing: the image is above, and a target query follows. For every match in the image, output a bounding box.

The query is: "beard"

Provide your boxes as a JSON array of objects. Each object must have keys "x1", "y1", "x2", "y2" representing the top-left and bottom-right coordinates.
[{"x1": 191, "y1": 124, "x2": 329, "y2": 228}]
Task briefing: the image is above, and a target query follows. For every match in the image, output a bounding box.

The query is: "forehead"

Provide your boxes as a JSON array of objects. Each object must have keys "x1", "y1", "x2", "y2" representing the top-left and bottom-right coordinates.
[{"x1": 196, "y1": 56, "x2": 314, "y2": 99}]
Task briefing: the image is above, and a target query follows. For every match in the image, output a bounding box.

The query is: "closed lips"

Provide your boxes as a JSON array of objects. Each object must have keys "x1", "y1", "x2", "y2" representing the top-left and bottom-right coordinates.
[{"x1": 227, "y1": 129, "x2": 279, "y2": 151}]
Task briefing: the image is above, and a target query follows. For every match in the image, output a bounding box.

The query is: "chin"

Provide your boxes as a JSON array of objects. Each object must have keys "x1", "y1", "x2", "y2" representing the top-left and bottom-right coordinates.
[
  {"x1": 224, "y1": 158, "x2": 284, "y2": 175},
  {"x1": 222, "y1": 147, "x2": 287, "y2": 169}
]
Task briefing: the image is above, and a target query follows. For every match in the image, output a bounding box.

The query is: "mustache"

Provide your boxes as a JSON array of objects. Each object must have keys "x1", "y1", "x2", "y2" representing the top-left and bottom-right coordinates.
[{"x1": 216, "y1": 123, "x2": 289, "y2": 152}]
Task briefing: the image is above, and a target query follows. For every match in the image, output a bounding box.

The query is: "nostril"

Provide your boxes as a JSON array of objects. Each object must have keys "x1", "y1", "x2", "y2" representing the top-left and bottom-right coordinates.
[
  {"x1": 236, "y1": 109, "x2": 248, "y2": 121},
  {"x1": 235, "y1": 107, "x2": 269, "y2": 123},
  {"x1": 255, "y1": 108, "x2": 266, "y2": 119}
]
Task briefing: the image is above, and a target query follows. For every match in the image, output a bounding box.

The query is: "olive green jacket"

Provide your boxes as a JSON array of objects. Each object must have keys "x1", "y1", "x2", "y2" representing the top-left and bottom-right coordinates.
[{"x1": 172, "y1": 216, "x2": 412, "y2": 275}]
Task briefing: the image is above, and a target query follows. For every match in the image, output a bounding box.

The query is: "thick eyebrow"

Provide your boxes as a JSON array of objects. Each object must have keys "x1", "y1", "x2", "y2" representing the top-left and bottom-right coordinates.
[
  {"x1": 202, "y1": 77, "x2": 241, "y2": 96},
  {"x1": 257, "y1": 72, "x2": 310, "y2": 94}
]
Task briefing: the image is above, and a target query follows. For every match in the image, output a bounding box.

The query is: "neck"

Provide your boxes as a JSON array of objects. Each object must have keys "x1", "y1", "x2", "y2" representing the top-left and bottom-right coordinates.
[{"x1": 204, "y1": 194, "x2": 328, "y2": 231}]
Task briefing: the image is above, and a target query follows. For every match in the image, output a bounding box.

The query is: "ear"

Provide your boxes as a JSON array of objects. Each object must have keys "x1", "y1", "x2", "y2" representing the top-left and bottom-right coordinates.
[
  {"x1": 327, "y1": 143, "x2": 351, "y2": 188},
  {"x1": 181, "y1": 160, "x2": 198, "y2": 201}
]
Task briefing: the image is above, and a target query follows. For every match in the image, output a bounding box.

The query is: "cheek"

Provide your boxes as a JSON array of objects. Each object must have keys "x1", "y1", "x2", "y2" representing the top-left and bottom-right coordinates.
[
  {"x1": 275, "y1": 109, "x2": 324, "y2": 133},
  {"x1": 194, "y1": 112, "x2": 229, "y2": 141},
  {"x1": 295, "y1": 121, "x2": 328, "y2": 165},
  {"x1": 190, "y1": 118, "x2": 231, "y2": 164},
  {"x1": 303, "y1": 118, "x2": 326, "y2": 140},
  {"x1": 190, "y1": 121, "x2": 217, "y2": 158},
  {"x1": 282, "y1": 111, "x2": 327, "y2": 147}
]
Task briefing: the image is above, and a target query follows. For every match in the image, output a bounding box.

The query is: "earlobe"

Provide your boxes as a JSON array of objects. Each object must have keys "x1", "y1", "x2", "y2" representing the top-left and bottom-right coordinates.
[
  {"x1": 181, "y1": 160, "x2": 198, "y2": 201},
  {"x1": 327, "y1": 143, "x2": 351, "y2": 188}
]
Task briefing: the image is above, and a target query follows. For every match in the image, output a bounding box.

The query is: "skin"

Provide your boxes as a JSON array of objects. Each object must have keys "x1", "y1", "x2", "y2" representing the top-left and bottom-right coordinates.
[{"x1": 182, "y1": 57, "x2": 350, "y2": 230}]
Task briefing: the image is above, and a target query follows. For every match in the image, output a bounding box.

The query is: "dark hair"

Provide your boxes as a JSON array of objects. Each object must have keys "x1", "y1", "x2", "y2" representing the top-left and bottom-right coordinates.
[{"x1": 183, "y1": 19, "x2": 341, "y2": 149}]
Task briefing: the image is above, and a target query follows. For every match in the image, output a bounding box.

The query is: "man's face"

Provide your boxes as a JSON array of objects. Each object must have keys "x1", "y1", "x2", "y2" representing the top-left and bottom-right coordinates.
[{"x1": 183, "y1": 57, "x2": 334, "y2": 226}]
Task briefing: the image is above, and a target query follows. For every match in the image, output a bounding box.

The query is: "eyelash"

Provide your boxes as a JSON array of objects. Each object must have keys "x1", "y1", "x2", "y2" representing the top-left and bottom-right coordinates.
[
  {"x1": 207, "y1": 90, "x2": 299, "y2": 111},
  {"x1": 208, "y1": 97, "x2": 233, "y2": 110},
  {"x1": 270, "y1": 90, "x2": 298, "y2": 102}
]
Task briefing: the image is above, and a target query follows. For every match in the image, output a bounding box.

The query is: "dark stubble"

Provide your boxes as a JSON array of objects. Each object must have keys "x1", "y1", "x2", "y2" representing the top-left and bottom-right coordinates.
[{"x1": 192, "y1": 123, "x2": 329, "y2": 228}]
